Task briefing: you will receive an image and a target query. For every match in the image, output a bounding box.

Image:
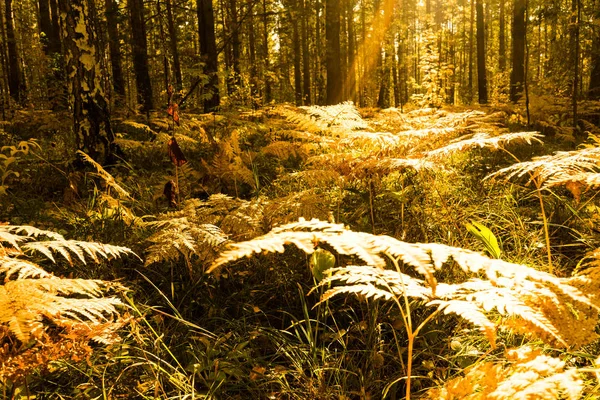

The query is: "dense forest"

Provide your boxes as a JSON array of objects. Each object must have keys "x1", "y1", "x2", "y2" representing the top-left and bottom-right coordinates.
[{"x1": 4, "y1": 0, "x2": 600, "y2": 398}]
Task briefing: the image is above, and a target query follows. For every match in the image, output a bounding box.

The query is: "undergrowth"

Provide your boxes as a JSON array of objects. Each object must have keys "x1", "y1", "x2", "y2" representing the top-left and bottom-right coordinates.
[{"x1": 2, "y1": 102, "x2": 600, "y2": 398}]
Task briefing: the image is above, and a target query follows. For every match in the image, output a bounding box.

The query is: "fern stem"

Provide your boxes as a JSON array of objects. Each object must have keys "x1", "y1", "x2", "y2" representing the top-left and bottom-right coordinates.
[
  {"x1": 175, "y1": 164, "x2": 181, "y2": 209},
  {"x1": 406, "y1": 333, "x2": 414, "y2": 400},
  {"x1": 369, "y1": 178, "x2": 376, "y2": 234},
  {"x1": 535, "y1": 178, "x2": 553, "y2": 273}
]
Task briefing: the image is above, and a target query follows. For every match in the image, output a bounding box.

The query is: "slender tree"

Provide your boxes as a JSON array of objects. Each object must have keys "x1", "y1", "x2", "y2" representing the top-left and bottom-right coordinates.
[
  {"x1": 571, "y1": 0, "x2": 580, "y2": 129},
  {"x1": 499, "y1": 0, "x2": 506, "y2": 71},
  {"x1": 5, "y1": 0, "x2": 23, "y2": 103},
  {"x1": 510, "y1": 0, "x2": 526, "y2": 102},
  {"x1": 58, "y1": 0, "x2": 116, "y2": 164},
  {"x1": 589, "y1": 0, "x2": 600, "y2": 99},
  {"x1": 325, "y1": 0, "x2": 342, "y2": 104},
  {"x1": 476, "y1": 0, "x2": 487, "y2": 103},
  {"x1": 197, "y1": 0, "x2": 220, "y2": 111},
  {"x1": 105, "y1": 0, "x2": 125, "y2": 98},
  {"x1": 166, "y1": 0, "x2": 183, "y2": 91},
  {"x1": 302, "y1": 0, "x2": 311, "y2": 104},
  {"x1": 128, "y1": 0, "x2": 153, "y2": 112}
]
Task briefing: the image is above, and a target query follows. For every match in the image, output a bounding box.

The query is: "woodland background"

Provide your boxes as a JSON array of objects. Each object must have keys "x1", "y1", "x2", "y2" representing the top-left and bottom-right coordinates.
[{"x1": 3, "y1": 0, "x2": 600, "y2": 399}]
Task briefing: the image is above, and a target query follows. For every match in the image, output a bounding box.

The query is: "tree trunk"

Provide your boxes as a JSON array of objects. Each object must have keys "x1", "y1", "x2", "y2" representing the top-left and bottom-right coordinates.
[
  {"x1": 128, "y1": 0, "x2": 153, "y2": 112},
  {"x1": 105, "y1": 0, "x2": 125, "y2": 97},
  {"x1": 166, "y1": 0, "x2": 183, "y2": 91},
  {"x1": 248, "y1": 4, "x2": 258, "y2": 99},
  {"x1": 499, "y1": 0, "x2": 505, "y2": 71},
  {"x1": 228, "y1": 0, "x2": 241, "y2": 90},
  {"x1": 476, "y1": 0, "x2": 487, "y2": 104},
  {"x1": 510, "y1": 0, "x2": 525, "y2": 102},
  {"x1": 589, "y1": 0, "x2": 600, "y2": 99},
  {"x1": 40, "y1": 0, "x2": 62, "y2": 55},
  {"x1": 292, "y1": 8, "x2": 302, "y2": 105},
  {"x1": 301, "y1": 0, "x2": 311, "y2": 104},
  {"x1": 325, "y1": 0, "x2": 342, "y2": 104},
  {"x1": 197, "y1": 0, "x2": 220, "y2": 112},
  {"x1": 39, "y1": 0, "x2": 53, "y2": 54},
  {"x1": 572, "y1": 0, "x2": 579, "y2": 128},
  {"x1": 468, "y1": 0, "x2": 474, "y2": 101},
  {"x1": 377, "y1": 44, "x2": 390, "y2": 108},
  {"x1": 346, "y1": 0, "x2": 355, "y2": 103},
  {"x1": 58, "y1": 0, "x2": 116, "y2": 165},
  {"x1": 5, "y1": 0, "x2": 22, "y2": 104},
  {"x1": 262, "y1": 0, "x2": 271, "y2": 102}
]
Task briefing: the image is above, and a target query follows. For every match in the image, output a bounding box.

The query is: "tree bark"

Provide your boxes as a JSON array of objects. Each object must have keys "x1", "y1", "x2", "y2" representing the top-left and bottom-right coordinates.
[
  {"x1": 476, "y1": 0, "x2": 487, "y2": 104},
  {"x1": 262, "y1": 0, "x2": 271, "y2": 102},
  {"x1": 499, "y1": 0, "x2": 505, "y2": 71},
  {"x1": 301, "y1": 0, "x2": 311, "y2": 104},
  {"x1": 510, "y1": 0, "x2": 526, "y2": 102},
  {"x1": 166, "y1": 0, "x2": 183, "y2": 91},
  {"x1": 589, "y1": 0, "x2": 600, "y2": 99},
  {"x1": 325, "y1": 0, "x2": 342, "y2": 104},
  {"x1": 5, "y1": 0, "x2": 22, "y2": 103},
  {"x1": 197, "y1": 0, "x2": 220, "y2": 111},
  {"x1": 128, "y1": 0, "x2": 153, "y2": 111},
  {"x1": 105, "y1": 0, "x2": 125, "y2": 97},
  {"x1": 58, "y1": 0, "x2": 116, "y2": 165},
  {"x1": 346, "y1": 0, "x2": 355, "y2": 103},
  {"x1": 292, "y1": 7, "x2": 302, "y2": 105}
]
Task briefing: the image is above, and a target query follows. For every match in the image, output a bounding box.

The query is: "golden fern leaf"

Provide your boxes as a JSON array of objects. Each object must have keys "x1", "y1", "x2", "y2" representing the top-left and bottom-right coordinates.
[
  {"x1": 0, "y1": 226, "x2": 130, "y2": 344},
  {"x1": 486, "y1": 146, "x2": 600, "y2": 185},
  {"x1": 425, "y1": 131, "x2": 544, "y2": 159},
  {"x1": 264, "y1": 189, "x2": 335, "y2": 228},
  {"x1": 302, "y1": 101, "x2": 369, "y2": 131},
  {"x1": 0, "y1": 224, "x2": 65, "y2": 241},
  {"x1": 77, "y1": 150, "x2": 132, "y2": 199},
  {"x1": 0, "y1": 256, "x2": 52, "y2": 280},
  {"x1": 0, "y1": 279, "x2": 122, "y2": 342},
  {"x1": 209, "y1": 219, "x2": 600, "y2": 348},
  {"x1": 427, "y1": 346, "x2": 584, "y2": 400},
  {"x1": 339, "y1": 130, "x2": 405, "y2": 155},
  {"x1": 276, "y1": 169, "x2": 341, "y2": 189},
  {"x1": 22, "y1": 240, "x2": 135, "y2": 265},
  {"x1": 262, "y1": 141, "x2": 307, "y2": 160},
  {"x1": 144, "y1": 222, "x2": 228, "y2": 267}
]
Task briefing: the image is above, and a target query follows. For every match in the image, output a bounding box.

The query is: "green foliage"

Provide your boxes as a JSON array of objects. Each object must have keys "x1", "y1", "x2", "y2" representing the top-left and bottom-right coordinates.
[
  {"x1": 466, "y1": 221, "x2": 502, "y2": 259},
  {"x1": 0, "y1": 139, "x2": 40, "y2": 196}
]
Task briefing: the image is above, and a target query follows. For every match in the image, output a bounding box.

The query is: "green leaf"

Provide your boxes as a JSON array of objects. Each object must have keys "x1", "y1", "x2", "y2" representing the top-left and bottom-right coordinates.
[
  {"x1": 466, "y1": 221, "x2": 501, "y2": 259},
  {"x1": 310, "y1": 248, "x2": 335, "y2": 282}
]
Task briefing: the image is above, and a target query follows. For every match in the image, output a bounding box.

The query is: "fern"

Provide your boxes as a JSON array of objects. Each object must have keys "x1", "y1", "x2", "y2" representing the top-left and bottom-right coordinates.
[
  {"x1": 0, "y1": 225, "x2": 131, "y2": 345},
  {"x1": 77, "y1": 150, "x2": 132, "y2": 200},
  {"x1": 425, "y1": 131, "x2": 543, "y2": 159},
  {"x1": 209, "y1": 219, "x2": 600, "y2": 348},
  {"x1": 486, "y1": 146, "x2": 600, "y2": 187},
  {"x1": 427, "y1": 346, "x2": 584, "y2": 400},
  {"x1": 143, "y1": 195, "x2": 266, "y2": 269}
]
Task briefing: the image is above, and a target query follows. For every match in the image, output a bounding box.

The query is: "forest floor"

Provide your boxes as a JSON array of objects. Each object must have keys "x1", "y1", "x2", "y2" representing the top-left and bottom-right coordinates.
[{"x1": 2, "y1": 99, "x2": 600, "y2": 399}]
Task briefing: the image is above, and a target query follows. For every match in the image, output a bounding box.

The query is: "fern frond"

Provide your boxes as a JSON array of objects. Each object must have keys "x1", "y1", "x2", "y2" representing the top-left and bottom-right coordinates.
[
  {"x1": 210, "y1": 219, "x2": 600, "y2": 348},
  {"x1": 0, "y1": 256, "x2": 53, "y2": 280},
  {"x1": 486, "y1": 146, "x2": 600, "y2": 185},
  {"x1": 264, "y1": 190, "x2": 335, "y2": 228},
  {"x1": 22, "y1": 240, "x2": 135, "y2": 265},
  {"x1": 77, "y1": 150, "x2": 132, "y2": 199},
  {"x1": 339, "y1": 130, "x2": 405, "y2": 154},
  {"x1": 0, "y1": 279, "x2": 121, "y2": 342},
  {"x1": 432, "y1": 299, "x2": 497, "y2": 344},
  {"x1": 262, "y1": 141, "x2": 308, "y2": 160},
  {"x1": 144, "y1": 222, "x2": 228, "y2": 268},
  {"x1": 425, "y1": 131, "x2": 543, "y2": 159},
  {"x1": 0, "y1": 224, "x2": 65, "y2": 241},
  {"x1": 427, "y1": 346, "x2": 584, "y2": 400}
]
